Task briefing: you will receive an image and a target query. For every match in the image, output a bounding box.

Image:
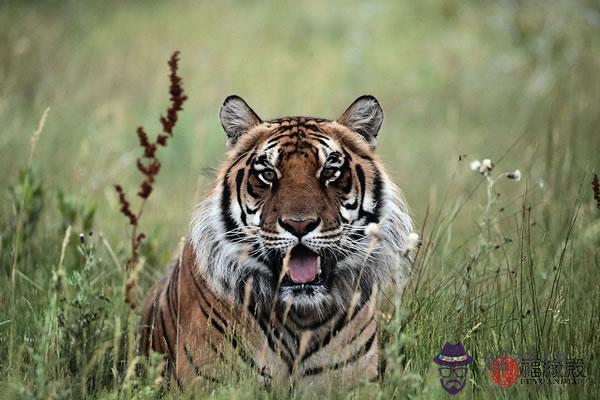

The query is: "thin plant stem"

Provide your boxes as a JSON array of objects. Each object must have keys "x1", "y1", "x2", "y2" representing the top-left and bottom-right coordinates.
[{"x1": 8, "y1": 107, "x2": 50, "y2": 369}]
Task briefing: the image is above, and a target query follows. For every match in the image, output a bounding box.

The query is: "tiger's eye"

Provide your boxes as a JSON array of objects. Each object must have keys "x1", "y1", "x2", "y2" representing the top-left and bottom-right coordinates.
[
  {"x1": 261, "y1": 170, "x2": 275, "y2": 182},
  {"x1": 322, "y1": 167, "x2": 337, "y2": 179}
]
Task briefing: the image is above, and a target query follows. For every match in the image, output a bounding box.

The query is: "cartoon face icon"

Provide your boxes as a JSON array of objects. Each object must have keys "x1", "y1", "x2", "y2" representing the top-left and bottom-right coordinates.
[
  {"x1": 438, "y1": 365, "x2": 468, "y2": 395},
  {"x1": 433, "y1": 342, "x2": 473, "y2": 395}
]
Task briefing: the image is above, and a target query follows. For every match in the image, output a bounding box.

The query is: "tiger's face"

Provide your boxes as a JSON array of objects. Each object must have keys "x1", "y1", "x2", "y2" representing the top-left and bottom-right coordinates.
[{"x1": 191, "y1": 96, "x2": 412, "y2": 315}]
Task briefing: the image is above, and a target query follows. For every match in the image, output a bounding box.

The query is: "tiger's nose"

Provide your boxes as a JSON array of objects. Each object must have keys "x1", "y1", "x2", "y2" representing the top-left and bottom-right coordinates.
[{"x1": 279, "y1": 216, "x2": 320, "y2": 237}]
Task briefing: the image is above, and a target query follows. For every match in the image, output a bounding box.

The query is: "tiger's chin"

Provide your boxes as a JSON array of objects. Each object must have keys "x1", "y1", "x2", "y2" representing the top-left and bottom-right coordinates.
[{"x1": 278, "y1": 285, "x2": 333, "y2": 312}]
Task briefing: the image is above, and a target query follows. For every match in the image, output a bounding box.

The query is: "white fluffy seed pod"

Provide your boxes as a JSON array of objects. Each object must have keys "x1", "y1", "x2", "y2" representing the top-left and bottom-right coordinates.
[
  {"x1": 507, "y1": 169, "x2": 522, "y2": 181},
  {"x1": 365, "y1": 222, "x2": 381, "y2": 240},
  {"x1": 469, "y1": 160, "x2": 482, "y2": 171},
  {"x1": 480, "y1": 158, "x2": 494, "y2": 173},
  {"x1": 406, "y1": 232, "x2": 421, "y2": 251}
]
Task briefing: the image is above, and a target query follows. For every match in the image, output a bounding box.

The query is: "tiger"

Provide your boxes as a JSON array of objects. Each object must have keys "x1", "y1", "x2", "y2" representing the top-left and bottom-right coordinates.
[{"x1": 140, "y1": 95, "x2": 414, "y2": 390}]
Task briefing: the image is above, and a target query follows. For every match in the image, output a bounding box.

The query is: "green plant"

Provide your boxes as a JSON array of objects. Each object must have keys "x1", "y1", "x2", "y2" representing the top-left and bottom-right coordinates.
[
  {"x1": 57, "y1": 189, "x2": 96, "y2": 234},
  {"x1": 8, "y1": 169, "x2": 45, "y2": 243}
]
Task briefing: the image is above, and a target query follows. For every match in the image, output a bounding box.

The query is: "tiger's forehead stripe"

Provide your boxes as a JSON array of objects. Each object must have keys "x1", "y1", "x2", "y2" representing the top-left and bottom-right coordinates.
[{"x1": 251, "y1": 118, "x2": 344, "y2": 167}]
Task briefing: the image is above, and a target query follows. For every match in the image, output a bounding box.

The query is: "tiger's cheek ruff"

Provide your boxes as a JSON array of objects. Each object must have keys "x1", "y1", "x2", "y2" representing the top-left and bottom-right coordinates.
[{"x1": 190, "y1": 172, "x2": 274, "y2": 307}]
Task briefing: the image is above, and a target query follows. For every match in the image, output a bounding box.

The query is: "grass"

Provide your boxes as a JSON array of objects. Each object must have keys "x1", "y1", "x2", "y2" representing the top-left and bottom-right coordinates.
[{"x1": 1, "y1": 1, "x2": 599, "y2": 398}]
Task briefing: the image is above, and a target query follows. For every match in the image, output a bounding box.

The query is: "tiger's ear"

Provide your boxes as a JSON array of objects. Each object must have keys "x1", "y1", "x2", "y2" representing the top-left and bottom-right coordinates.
[
  {"x1": 219, "y1": 95, "x2": 262, "y2": 145},
  {"x1": 338, "y1": 95, "x2": 383, "y2": 148}
]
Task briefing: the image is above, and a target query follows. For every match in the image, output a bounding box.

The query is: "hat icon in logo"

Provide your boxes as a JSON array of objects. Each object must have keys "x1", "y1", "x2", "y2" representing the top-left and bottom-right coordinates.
[{"x1": 433, "y1": 342, "x2": 473, "y2": 395}]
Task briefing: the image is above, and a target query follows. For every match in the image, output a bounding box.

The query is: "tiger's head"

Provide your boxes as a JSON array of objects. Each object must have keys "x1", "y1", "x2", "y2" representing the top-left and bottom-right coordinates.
[{"x1": 191, "y1": 95, "x2": 413, "y2": 317}]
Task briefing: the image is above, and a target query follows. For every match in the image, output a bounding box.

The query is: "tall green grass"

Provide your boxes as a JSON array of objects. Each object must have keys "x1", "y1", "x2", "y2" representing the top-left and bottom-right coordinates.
[{"x1": 1, "y1": 1, "x2": 599, "y2": 398}]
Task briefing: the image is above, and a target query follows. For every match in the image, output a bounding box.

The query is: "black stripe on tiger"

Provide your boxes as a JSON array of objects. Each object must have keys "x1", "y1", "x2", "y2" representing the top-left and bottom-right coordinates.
[
  {"x1": 256, "y1": 316, "x2": 295, "y2": 373},
  {"x1": 235, "y1": 169, "x2": 247, "y2": 225},
  {"x1": 159, "y1": 308, "x2": 176, "y2": 363},
  {"x1": 300, "y1": 311, "x2": 349, "y2": 362},
  {"x1": 302, "y1": 330, "x2": 376, "y2": 376},
  {"x1": 190, "y1": 272, "x2": 229, "y2": 334},
  {"x1": 355, "y1": 164, "x2": 379, "y2": 224},
  {"x1": 220, "y1": 169, "x2": 239, "y2": 240}
]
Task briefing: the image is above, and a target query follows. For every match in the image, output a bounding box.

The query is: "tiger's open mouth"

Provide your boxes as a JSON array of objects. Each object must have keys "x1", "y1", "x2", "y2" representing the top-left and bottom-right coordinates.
[{"x1": 281, "y1": 245, "x2": 324, "y2": 287}]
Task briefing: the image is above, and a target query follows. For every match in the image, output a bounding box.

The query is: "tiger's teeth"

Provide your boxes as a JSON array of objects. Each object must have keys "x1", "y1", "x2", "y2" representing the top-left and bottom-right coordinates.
[{"x1": 317, "y1": 256, "x2": 321, "y2": 275}]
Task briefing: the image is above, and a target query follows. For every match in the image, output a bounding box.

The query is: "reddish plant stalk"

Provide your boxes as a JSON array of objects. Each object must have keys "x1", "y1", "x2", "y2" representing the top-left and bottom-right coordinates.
[
  {"x1": 593, "y1": 174, "x2": 600, "y2": 210},
  {"x1": 114, "y1": 51, "x2": 188, "y2": 310}
]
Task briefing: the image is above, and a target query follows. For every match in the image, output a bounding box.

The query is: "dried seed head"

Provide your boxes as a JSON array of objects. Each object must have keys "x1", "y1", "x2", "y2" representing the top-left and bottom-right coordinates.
[
  {"x1": 380, "y1": 311, "x2": 393, "y2": 323},
  {"x1": 593, "y1": 174, "x2": 600, "y2": 209},
  {"x1": 280, "y1": 246, "x2": 292, "y2": 281},
  {"x1": 347, "y1": 291, "x2": 362, "y2": 322}
]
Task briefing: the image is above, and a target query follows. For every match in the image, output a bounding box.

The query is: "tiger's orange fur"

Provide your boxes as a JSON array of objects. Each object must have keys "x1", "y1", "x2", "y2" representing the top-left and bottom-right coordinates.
[{"x1": 140, "y1": 95, "x2": 412, "y2": 389}]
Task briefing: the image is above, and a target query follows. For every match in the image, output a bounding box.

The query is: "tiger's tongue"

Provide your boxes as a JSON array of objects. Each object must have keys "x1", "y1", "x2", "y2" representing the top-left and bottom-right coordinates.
[{"x1": 287, "y1": 251, "x2": 319, "y2": 284}]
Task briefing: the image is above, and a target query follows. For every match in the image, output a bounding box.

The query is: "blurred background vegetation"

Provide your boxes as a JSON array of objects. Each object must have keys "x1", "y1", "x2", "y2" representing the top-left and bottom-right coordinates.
[
  {"x1": 1, "y1": 0, "x2": 597, "y2": 245},
  {"x1": 0, "y1": 1, "x2": 599, "y2": 398}
]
